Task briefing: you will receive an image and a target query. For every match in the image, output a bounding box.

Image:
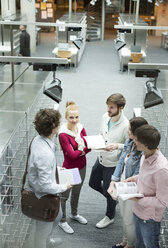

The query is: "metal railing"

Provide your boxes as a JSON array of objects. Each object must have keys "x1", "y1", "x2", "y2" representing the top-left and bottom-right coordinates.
[{"x1": 0, "y1": 84, "x2": 57, "y2": 248}]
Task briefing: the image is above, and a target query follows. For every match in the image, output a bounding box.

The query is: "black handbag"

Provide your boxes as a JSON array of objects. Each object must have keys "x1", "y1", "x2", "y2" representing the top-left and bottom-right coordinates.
[{"x1": 21, "y1": 139, "x2": 60, "y2": 222}]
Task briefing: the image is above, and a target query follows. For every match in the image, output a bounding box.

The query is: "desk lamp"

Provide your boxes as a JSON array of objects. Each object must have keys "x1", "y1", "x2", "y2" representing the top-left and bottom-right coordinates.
[
  {"x1": 135, "y1": 69, "x2": 164, "y2": 108},
  {"x1": 43, "y1": 71, "x2": 62, "y2": 103},
  {"x1": 33, "y1": 63, "x2": 63, "y2": 103}
]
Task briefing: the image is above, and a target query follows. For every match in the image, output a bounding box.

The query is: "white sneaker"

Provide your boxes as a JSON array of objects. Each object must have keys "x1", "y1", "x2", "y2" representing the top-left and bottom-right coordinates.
[
  {"x1": 58, "y1": 222, "x2": 74, "y2": 234},
  {"x1": 96, "y1": 216, "x2": 114, "y2": 229},
  {"x1": 70, "y1": 214, "x2": 87, "y2": 224}
]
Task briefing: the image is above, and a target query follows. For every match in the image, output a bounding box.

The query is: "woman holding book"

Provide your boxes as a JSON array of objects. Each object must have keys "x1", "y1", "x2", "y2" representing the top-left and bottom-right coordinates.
[
  {"x1": 108, "y1": 117, "x2": 148, "y2": 248},
  {"x1": 58, "y1": 101, "x2": 90, "y2": 234}
]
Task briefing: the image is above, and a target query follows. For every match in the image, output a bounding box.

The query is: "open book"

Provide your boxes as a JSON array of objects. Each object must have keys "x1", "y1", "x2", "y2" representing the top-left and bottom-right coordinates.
[
  {"x1": 112, "y1": 182, "x2": 144, "y2": 201},
  {"x1": 84, "y1": 135, "x2": 106, "y2": 150},
  {"x1": 57, "y1": 167, "x2": 81, "y2": 185}
]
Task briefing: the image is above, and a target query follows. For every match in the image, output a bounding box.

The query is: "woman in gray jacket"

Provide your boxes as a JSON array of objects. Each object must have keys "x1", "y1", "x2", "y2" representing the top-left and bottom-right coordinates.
[
  {"x1": 108, "y1": 117, "x2": 148, "y2": 248},
  {"x1": 28, "y1": 109, "x2": 71, "y2": 248}
]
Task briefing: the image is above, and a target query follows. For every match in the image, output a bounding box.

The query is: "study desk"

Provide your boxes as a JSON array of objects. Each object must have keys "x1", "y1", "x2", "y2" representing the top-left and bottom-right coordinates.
[
  {"x1": 0, "y1": 45, "x2": 16, "y2": 53},
  {"x1": 161, "y1": 32, "x2": 168, "y2": 49},
  {"x1": 119, "y1": 47, "x2": 146, "y2": 71},
  {"x1": 52, "y1": 45, "x2": 78, "y2": 67}
]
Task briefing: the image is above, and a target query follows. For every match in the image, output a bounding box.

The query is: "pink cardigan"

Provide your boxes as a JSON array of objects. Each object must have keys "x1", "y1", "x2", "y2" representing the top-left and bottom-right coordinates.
[{"x1": 59, "y1": 127, "x2": 90, "y2": 170}]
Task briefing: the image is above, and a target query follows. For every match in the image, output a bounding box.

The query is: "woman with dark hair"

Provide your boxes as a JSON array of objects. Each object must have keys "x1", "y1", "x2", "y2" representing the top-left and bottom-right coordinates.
[
  {"x1": 28, "y1": 108, "x2": 71, "y2": 248},
  {"x1": 108, "y1": 117, "x2": 148, "y2": 248}
]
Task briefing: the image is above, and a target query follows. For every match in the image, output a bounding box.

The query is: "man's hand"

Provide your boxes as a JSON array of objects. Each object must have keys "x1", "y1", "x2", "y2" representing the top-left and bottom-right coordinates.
[
  {"x1": 129, "y1": 197, "x2": 139, "y2": 201},
  {"x1": 65, "y1": 178, "x2": 72, "y2": 190},
  {"x1": 105, "y1": 143, "x2": 118, "y2": 151}
]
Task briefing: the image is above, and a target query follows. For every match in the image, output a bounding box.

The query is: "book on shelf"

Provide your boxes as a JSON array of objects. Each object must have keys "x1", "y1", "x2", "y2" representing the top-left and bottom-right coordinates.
[
  {"x1": 84, "y1": 135, "x2": 106, "y2": 150},
  {"x1": 57, "y1": 167, "x2": 81, "y2": 185},
  {"x1": 111, "y1": 182, "x2": 144, "y2": 201}
]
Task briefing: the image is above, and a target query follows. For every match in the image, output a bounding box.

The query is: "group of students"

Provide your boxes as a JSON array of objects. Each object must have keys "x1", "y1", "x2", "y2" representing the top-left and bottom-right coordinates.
[{"x1": 27, "y1": 93, "x2": 168, "y2": 248}]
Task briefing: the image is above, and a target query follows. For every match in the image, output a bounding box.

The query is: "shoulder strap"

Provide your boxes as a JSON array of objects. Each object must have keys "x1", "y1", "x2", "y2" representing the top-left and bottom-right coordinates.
[
  {"x1": 22, "y1": 138, "x2": 34, "y2": 191},
  {"x1": 56, "y1": 167, "x2": 59, "y2": 184},
  {"x1": 22, "y1": 137, "x2": 60, "y2": 190}
]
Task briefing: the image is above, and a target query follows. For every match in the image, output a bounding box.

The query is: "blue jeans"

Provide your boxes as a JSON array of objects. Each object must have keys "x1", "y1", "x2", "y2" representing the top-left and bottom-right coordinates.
[{"x1": 133, "y1": 213, "x2": 160, "y2": 248}]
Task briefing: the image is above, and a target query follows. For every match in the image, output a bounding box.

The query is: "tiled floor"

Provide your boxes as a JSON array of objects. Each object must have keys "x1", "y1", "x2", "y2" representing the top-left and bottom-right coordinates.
[{"x1": 1, "y1": 32, "x2": 168, "y2": 248}]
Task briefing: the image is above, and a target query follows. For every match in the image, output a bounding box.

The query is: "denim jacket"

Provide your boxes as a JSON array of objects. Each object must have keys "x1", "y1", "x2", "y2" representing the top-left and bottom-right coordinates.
[{"x1": 112, "y1": 139, "x2": 142, "y2": 181}]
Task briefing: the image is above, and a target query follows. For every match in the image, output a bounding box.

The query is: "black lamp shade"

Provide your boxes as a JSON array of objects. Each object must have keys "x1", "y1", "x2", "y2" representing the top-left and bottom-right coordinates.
[
  {"x1": 33, "y1": 64, "x2": 57, "y2": 71},
  {"x1": 114, "y1": 39, "x2": 126, "y2": 51},
  {"x1": 144, "y1": 83, "x2": 163, "y2": 109},
  {"x1": 43, "y1": 79, "x2": 62, "y2": 103},
  {"x1": 136, "y1": 69, "x2": 159, "y2": 78}
]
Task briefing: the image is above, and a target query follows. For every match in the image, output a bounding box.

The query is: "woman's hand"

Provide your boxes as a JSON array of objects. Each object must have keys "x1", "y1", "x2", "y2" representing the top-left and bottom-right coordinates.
[
  {"x1": 105, "y1": 143, "x2": 118, "y2": 151},
  {"x1": 124, "y1": 177, "x2": 135, "y2": 183},
  {"x1": 107, "y1": 181, "x2": 115, "y2": 195},
  {"x1": 80, "y1": 150, "x2": 85, "y2": 156},
  {"x1": 70, "y1": 144, "x2": 74, "y2": 150},
  {"x1": 107, "y1": 181, "x2": 117, "y2": 200}
]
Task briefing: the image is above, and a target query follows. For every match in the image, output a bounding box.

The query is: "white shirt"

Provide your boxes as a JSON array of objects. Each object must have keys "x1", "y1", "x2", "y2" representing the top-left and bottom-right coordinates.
[{"x1": 28, "y1": 135, "x2": 67, "y2": 199}]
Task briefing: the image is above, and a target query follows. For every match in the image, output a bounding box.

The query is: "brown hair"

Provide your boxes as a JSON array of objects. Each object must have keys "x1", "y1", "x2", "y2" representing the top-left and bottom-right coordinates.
[
  {"x1": 129, "y1": 117, "x2": 148, "y2": 135},
  {"x1": 34, "y1": 108, "x2": 61, "y2": 137},
  {"x1": 134, "y1": 124, "x2": 161, "y2": 150},
  {"x1": 65, "y1": 101, "x2": 79, "y2": 118},
  {"x1": 106, "y1": 93, "x2": 126, "y2": 108}
]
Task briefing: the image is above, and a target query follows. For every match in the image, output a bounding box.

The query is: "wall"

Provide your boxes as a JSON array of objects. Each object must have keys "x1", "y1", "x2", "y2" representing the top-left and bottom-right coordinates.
[{"x1": 155, "y1": 3, "x2": 168, "y2": 36}]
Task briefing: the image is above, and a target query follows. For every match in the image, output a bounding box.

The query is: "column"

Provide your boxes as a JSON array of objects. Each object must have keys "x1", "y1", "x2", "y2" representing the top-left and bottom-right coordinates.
[
  {"x1": 135, "y1": 0, "x2": 140, "y2": 24},
  {"x1": 1, "y1": 0, "x2": 16, "y2": 18},
  {"x1": 69, "y1": 0, "x2": 72, "y2": 19},
  {"x1": 101, "y1": 0, "x2": 105, "y2": 41},
  {"x1": 20, "y1": 0, "x2": 36, "y2": 53}
]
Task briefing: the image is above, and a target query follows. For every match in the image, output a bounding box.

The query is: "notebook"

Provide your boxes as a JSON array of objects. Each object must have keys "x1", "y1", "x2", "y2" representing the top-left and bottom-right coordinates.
[{"x1": 57, "y1": 167, "x2": 81, "y2": 185}]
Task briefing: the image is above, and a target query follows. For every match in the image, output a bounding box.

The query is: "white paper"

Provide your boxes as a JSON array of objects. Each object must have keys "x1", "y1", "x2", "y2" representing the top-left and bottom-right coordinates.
[
  {"x1": 119, "y1": 193, "x2": 144, "y2": 201},
  {"x1": 41, "y1": 10, "x2": 47, "y2": 19},
  {"x1": 47, "y1": 12, "x2": 53, "y2": 18},
  {"x1": 70, "y1": 35, "x2": 77, "y2": 41},
  {"x1": 84, "y1": 135, "x2": 106, "y2": 150},
  {"x1": 112, "y1": 182, "x2": 144, "y2": 201},
  {"x1": 58, "y1": 22, "x2": 66, "y2": 31}
]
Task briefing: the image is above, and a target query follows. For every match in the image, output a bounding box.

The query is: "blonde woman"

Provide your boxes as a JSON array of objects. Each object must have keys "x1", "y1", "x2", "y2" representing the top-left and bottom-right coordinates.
[{"x1": 58, "y1": 101, "x2": 90, "y2": 234}]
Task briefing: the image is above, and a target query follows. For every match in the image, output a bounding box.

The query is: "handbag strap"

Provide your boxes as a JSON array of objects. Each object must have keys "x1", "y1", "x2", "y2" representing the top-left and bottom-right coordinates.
[
  {"x1": 56, "y1": 166, "x2": 59, "y2": 184},
  {"x1": 22, "y1": 138, "x2": 34, "y2": 191},
  {"x1": 22, "y1": 138, "x2": 59, "y2": 191}
]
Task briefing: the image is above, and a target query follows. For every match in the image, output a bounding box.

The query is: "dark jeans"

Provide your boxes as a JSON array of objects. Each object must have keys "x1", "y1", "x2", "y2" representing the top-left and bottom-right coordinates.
[
  {"x1": 89, "y1": 158, "x2": 116, "y2": 219},
  {"x1": 133, "y1": 213, "x2": 161, "y2": 248}
]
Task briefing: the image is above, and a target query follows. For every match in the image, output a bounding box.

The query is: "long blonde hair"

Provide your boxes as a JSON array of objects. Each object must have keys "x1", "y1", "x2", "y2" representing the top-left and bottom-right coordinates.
[{"x1": 65, "y1": 101, "x2": 79, "y2": 118}]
